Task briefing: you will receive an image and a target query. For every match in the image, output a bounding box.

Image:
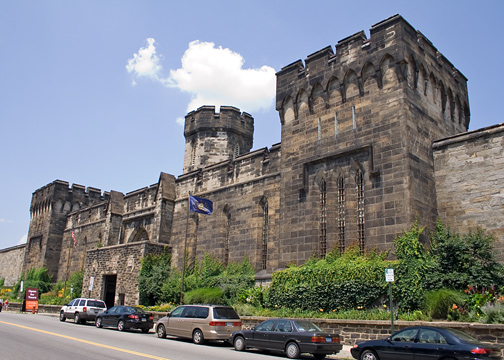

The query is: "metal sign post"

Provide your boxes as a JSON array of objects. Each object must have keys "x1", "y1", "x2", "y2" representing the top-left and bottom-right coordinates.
[{"x1": 385, "y1": 268, "x2": 395, "y2": 334}]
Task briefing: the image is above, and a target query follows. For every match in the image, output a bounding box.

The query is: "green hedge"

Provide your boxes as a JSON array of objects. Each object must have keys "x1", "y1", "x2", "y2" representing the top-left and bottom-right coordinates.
[{"x1": 266, "y1": 247, "x2": 393, "y2": 311}]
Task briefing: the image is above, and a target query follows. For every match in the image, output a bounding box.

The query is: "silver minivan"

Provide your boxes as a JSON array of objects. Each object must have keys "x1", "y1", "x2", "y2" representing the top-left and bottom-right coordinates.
[{"x1": 155, "y1": 304, "x2": 241, "y2": 344}]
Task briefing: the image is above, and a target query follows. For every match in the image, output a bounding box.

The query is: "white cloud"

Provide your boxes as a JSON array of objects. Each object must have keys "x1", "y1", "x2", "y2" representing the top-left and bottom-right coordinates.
[
  {"x1": 18, "y1": 234, "x2": 27, "y2": 244},
  {"x1": 127, "y1": 39, "x2": 276, "y2": 121},
  {"x1": 126, "y1": 38, "x2": 164, "y2": 81},
  {"x1": 0, "y1": 218, "x2": 12, "y2": 223},
  {"x1": 170, "y1": 41, "x2": 276, "y2": 114}
]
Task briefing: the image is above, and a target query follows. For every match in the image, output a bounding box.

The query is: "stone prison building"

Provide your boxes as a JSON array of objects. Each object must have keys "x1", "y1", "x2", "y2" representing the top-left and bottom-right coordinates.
[{"x1": 1, "y1": 15, "x2": 503, "y2": 307}]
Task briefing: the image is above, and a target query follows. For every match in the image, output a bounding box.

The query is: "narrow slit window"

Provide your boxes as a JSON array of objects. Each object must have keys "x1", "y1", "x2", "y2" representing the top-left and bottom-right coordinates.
[
  {"x1": 318, "y1": 117, "x2": 322, "y2": 140},
  {"x1": 352, "y1": 105, "x2": 356, "y2": 129},
  {"x1": 334, "y1": 112, "x2": 338, "y2": 136}
]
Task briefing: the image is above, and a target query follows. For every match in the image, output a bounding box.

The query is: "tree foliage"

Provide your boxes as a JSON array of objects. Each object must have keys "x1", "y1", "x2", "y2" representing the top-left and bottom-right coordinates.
[{"x1": 138, "y1": 250, "x2": 172, "y2": 306}]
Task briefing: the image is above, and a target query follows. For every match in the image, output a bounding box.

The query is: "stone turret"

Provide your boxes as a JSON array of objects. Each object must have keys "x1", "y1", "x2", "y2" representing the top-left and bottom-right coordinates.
[
  {"x1": 275, "y1": 14, "x2": 470, "y2": 262},
  {"x1": 183, "y1": 106, "x2": 254, "y2": 174}
]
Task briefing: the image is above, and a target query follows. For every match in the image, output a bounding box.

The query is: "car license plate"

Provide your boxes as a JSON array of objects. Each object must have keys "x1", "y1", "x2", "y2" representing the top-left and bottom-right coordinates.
[
  {"x1": 326, "y1": 337, "x2": 332, "y2": 343},
  {"x1": 226, "y1": 322, "x2": 233, "y2": 326},
  {"x1": 142, "y1": 318, "x2": 146, "y2": 322}
]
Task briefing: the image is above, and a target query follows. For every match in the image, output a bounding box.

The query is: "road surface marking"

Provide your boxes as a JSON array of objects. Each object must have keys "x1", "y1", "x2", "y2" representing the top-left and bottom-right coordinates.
[{"x1": 0, "y1": 320, "x2": 172, "y2": 360}]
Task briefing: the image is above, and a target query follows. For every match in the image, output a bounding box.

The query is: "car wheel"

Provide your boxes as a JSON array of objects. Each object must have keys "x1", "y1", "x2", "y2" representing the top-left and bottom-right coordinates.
[
  {"x1": 157, "y1": 324, "x2": 166, "y2": 338},
  {"x1": 192, "y1": 329, "x2": 205, "y2": 345},
  {"x1": 74, "y1": 313, "x2": 81, "y2": 324},
  {"x1": 234, "y1": 336, "x2": 246, "y2": 351},
  {"x1": 117, "y1": 320, "x2": 126, "y2": 331},
  {"x1": 286, "y1": 342, "x2": 301, "y2": 359},
  {"x1": 59, "y1": 311, "x2": 66, "y2": 322},
  {"x1": 360, "y1": 350, "x2": 379, "y2": 360},
  {"x1": 313, "y1": 354, "x2": 326, "y2": 360},
  {"x1": 95, "y1": 317, "x2": 103, "y2": 328}
]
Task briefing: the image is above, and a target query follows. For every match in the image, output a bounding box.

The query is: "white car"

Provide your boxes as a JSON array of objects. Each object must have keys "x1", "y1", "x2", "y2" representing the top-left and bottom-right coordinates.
[{"x1": 59, "y1": 298, "x2": 107, "y2": 324}]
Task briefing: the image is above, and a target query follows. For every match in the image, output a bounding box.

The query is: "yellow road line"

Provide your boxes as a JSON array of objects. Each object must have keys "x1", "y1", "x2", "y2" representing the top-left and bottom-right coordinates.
[{"x1": 0, "y1": 320, "x2": 172, "y2": 360}]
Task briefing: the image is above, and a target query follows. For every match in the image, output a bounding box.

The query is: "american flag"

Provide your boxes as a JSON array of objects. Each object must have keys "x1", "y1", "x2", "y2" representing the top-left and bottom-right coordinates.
[{"x1": 71, "y1": 227, "x2": 77, "y2": 247}]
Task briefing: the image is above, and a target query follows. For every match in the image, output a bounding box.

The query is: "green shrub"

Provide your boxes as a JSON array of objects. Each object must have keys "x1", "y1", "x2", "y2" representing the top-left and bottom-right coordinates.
[
  {"x1": 266, "y1": 245, "x2": 392, "y2": 311},
  {"x1": 424, "y1": 288, "x2": 465, "y2": 319},
  {"x1": 480, "y1": 303, "x2": 504, "y2": 324},
  {"x1": 183, "y1": 287, "x2": 224, "y2": 304},
  {"x1": 429, "y1": 221, "x2": 504, "y2": 290}
]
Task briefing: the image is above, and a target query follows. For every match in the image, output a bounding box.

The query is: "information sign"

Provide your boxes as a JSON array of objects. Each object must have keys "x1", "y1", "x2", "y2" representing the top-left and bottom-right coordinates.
[{"x1": 385, "y1": 268, "x2": 395, "y2": 282}]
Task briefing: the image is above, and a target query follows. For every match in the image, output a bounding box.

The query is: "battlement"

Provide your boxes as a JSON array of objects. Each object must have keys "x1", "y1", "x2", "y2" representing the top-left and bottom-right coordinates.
[
  {"x1": 276, "y1": 14, "x2": 470, "y2": 131},
  {"x1": 182, "y1": 106, "x2": 255, "y2": 174},
  {"x1": 184, "y1": 105, "x2": 254, "y2": 138},
  {"x1": 30, "y1": 180, "x2": 109, "y2": 216}
]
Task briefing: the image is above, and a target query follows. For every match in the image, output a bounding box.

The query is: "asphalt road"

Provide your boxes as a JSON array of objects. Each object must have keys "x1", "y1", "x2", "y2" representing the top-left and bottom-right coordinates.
[{"x1": 0, "y1": 312, "x2": 353, "y2": 360}]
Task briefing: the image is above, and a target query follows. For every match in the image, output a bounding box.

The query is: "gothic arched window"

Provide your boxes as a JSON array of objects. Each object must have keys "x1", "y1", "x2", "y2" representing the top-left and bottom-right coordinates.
[
  {"x1": 319, "y1": 179, "x2": 327, "y2": 258},
  {"x1": 356, "y1": 169, "x2": 365, "y2": 254},
  {"x1": 337, "y1": 176, "x2": 345, "y2": 253}
]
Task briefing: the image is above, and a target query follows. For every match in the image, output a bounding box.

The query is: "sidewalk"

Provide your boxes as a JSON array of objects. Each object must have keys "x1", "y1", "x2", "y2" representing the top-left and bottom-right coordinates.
[{"x1": 329, "y1": 345, "x2": 353, "y2": 359}]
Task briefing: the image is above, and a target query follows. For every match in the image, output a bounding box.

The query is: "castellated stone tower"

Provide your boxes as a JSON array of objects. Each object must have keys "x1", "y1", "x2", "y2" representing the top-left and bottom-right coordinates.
[
  {"x1": 183, "y1": 105, "x2": 254, "y2": 174},
  {"x1": 24, "y1": 180, "x2": 107, "y2": 280},
  {"x1": 275, "y1": 14, "x2": 470, "y2": 264}
]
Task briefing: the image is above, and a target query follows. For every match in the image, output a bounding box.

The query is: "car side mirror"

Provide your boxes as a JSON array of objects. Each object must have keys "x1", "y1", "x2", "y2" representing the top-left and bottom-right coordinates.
[
  {"x1": 167, "y1": 312, "x2": 171, "y2": 317},
  {"x1": 386, "y1": 337, "x2": 392, "y2": 343}
]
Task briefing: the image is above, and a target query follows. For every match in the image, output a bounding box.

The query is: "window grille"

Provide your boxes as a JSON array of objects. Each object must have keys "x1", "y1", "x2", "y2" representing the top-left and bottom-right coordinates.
[
  {"x1": 338, "y1": 176, "x2": 345, "y2": 253},
  {"x1": 356, "y1": 169, "x2": 365, "y2": 254},
  {"x1": 319, "y1": 179, "x2": 327, "y2": 258},
  {"x1": 261, "y1": 201, "x2": 268, "y2": 270},
  {"x1": 225, "y1": 212, "x2": 231, "y2": 266}
]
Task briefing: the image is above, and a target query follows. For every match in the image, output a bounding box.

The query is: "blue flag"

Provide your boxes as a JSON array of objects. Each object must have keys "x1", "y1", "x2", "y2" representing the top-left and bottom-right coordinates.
[{"x1": 189, "y1": 194, "x2": 213, "y2": 215}]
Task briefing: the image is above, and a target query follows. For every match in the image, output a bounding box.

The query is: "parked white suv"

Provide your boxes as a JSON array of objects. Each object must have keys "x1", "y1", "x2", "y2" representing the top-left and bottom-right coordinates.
[{"x1": 60, "y1": 298, "x2": 107, "y2": 324}]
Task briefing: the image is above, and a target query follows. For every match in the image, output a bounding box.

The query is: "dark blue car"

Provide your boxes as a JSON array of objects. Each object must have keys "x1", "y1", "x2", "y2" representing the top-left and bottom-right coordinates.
[
  {"x1": 351, "y1": 326, "x2": 502, "y2": 360},
  {"x1": 95, "y1": 305, "x2": 153, "y2": 333}
]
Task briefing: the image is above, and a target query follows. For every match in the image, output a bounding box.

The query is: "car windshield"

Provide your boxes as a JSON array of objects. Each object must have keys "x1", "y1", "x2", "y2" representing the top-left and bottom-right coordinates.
[
  {"x1": 87, "y1": 300, "x2": 106, "y2": 308},
  {"x1": 213, "y1": 307, "x2": 239, "y2": 319},
  {"x1": 293, "y1": 320, "x2": 322, "y2": 332}
]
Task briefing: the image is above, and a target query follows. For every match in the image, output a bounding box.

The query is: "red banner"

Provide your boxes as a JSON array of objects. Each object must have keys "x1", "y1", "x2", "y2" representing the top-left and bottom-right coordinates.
[{"x1": 25, "y1": 288, "x2": 39, "y2": 312}]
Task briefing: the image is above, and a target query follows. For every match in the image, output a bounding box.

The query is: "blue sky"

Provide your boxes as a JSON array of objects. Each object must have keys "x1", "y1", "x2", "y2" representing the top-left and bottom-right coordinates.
[{"x1": 1, "y1": 0, "x2": 503, "y2": 250}]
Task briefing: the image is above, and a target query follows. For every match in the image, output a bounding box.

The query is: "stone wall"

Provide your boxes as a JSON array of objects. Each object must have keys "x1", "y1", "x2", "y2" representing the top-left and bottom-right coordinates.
[
  {"x1": 434, "y1": 124, "x2": 504, "y2": 262},
  {"x1": 0, "y1": 244, "x2": 25, "y2": 286},
  {"x1": 172, "y1": 144, "x2": 282, "y2": 274},
  {"x1": 82, "y1": 241, "x2": 168, "y2": 306}
]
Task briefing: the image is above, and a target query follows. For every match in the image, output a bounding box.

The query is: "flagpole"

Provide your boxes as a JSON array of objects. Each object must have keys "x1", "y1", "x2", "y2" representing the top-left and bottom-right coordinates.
[{"x1": 180, "y1": 194, "x2": 191, "y2": 304}]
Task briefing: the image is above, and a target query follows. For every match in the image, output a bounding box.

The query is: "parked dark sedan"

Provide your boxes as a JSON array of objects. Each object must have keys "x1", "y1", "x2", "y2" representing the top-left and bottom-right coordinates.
[
  {"x1": 95, "y1": 305, "x2": 153, "y2": 333},
  {"x1": 351, "y1": 326, "x2": 502, "y2": 360},
  {"x1": 230, "y1": 318, "x2": 342, "y2": 359}
]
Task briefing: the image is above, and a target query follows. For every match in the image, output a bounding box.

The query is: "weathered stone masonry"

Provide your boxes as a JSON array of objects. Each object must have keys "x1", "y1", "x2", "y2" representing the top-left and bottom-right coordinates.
[{"x1": 3, "y1": 15, "x2": 502, "y2": 306}]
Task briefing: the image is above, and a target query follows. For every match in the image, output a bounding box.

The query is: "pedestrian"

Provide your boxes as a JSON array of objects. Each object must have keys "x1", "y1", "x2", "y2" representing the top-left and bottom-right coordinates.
[
  {"x1": 4, "y1": 300, "x2": 8, "y2": 311},
  {"x1": 0, "y1": 298, "x2": 3, "y2": 313}
]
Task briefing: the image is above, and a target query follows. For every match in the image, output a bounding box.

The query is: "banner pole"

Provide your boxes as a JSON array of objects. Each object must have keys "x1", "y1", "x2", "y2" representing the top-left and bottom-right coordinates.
[{"x1": 180, "y1": 194, "x2": 191, "y2": 304}]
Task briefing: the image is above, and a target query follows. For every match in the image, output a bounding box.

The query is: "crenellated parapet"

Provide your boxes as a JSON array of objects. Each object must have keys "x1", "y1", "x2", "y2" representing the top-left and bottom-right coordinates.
[
  {"x1": 30, "y1": 180, "x2": 109, "y2": 218},
  {"x1": 184, "y1": 105, "x2": 254, "y2": 138},
  {"x1": 276, "y1": 14, "x2": 470, "y2": 130},
  {"x1": 183, "y1": 106, "x2": 254, "y2": 174}
]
